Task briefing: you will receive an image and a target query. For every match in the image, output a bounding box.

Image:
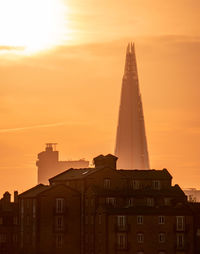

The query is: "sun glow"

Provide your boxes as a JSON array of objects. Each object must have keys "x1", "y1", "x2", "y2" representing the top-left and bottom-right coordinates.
[{"x1": 0, "y1": 0, "x2": 69, "y2": 54}]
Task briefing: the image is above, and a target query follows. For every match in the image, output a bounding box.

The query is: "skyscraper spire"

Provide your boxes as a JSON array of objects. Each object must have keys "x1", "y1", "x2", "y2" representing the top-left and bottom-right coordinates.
[{"x1": 115, "y1": 43, "x2": 150, "y2": 169}]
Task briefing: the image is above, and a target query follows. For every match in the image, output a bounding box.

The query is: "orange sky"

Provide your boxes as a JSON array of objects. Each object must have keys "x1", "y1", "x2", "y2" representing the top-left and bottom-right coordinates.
[{"x1": 0, "y1": 0, "x2": 200, "y2": 196}]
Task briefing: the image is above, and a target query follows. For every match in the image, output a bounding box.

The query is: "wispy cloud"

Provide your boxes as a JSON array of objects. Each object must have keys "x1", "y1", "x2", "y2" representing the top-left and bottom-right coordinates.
[
  {"x1": 0, "y1": 122, "x2": 67, "y2": 133},
  {"x1": 0, "y1": 45, "x2": 25, "y2": 51}
]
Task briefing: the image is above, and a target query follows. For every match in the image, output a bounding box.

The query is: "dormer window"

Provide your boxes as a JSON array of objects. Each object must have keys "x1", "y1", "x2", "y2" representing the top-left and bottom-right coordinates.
[
  {"x1": 104, "y1": 178, "x2": 111, "y2": 189},
  {"x1": 153, "y1": 180, "x2": 161, "y2": 190}
]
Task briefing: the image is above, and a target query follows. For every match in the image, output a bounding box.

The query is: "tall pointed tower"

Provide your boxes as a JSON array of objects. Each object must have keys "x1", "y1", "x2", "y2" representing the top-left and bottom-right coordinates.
[{"x1": 115, "y1": 43, "x2": 150, "y2": 169}]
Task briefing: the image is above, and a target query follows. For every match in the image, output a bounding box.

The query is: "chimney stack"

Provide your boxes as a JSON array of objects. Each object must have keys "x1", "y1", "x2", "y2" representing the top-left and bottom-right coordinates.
[{"x1": 93, "y1": 154, "x2": 118, "y2": 169}]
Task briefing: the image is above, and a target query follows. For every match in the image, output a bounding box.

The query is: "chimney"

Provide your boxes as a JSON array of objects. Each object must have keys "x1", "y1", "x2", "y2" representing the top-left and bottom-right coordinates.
[
  {"x1": 3, "y1": 191, "x2": 11, "y2": 203},
  {"x1": 93, "y1": 154, "x2": 118, "y2": 169},
  {"x1": 14, "y1": 191, "x2": 18, "y2": 203}
]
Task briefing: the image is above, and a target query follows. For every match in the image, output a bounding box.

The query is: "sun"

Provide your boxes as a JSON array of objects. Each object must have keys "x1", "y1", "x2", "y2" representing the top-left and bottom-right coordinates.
[{"x1": 0, "y1": 0, "x2": 69, "y2": 54}]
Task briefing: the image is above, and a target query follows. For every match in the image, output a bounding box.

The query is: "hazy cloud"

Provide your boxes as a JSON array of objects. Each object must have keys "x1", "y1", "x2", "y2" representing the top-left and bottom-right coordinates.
[
  {"x1": 0, "y1": 45, "x2": 25, "y2": 51},
  {"x1": 0, "y1": 122, "x2": 69, "y2": 133}
]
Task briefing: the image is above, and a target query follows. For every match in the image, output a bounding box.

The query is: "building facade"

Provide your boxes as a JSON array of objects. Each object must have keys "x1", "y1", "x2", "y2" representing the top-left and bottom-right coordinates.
[
  {"x1": 17, "y1": 154, "x2": 200, "y2": 254},
  {"x1": 0, "y1": 191, "x2": 19, "y2": 254}
]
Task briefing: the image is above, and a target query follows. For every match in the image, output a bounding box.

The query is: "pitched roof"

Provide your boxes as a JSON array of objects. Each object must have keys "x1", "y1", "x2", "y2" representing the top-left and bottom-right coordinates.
[
  {"x1": 118, "y1": 168, "x2": 172, "y2": 179},
  {"x1": 49, "y1": 168, "x2": 100, "y2": 182},
  {"x1": 49, "y1": 166, "x2": 172, "y2": 183},
  {"x1": 19, "y1": 184, "x2": 50, "y2": 198}
]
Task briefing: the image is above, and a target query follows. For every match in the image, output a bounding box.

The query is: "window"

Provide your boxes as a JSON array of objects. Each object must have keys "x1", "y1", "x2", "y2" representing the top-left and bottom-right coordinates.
[
  {"x1": 159, "y1": 233, "x2": 166, "y2": 243},
  {"x1": 176, "y1": 216, "x2": 185, "y2": 231},
  {"x1": 128, "y1": 198, "x2": 134, "y2": 207},
  {"x1": 117, "y1": 233, "x2": 127, "y2": 249},
  {"x1": 106, "y1": 197, "x2": 116, "y2": 206},
  {"x1": 153, "y1": 180, "x2": 161, "y2": 190},
  {"x1": 55, "y1": 216, "x2": 64, "y2": 231},
  {"x1": 104, "y1": 179, "x2": 111, "y2": 189},
  {"x1": 132, "y1": 180, "x2": 140, "y2": 189},
  {"x1": 137, "y1": 233, "x2": 144, "y2": 243},
  {"x1": 177, "y1": 233, "x2": 184, "y2": 248},
  {"x1": 137, "y1": 216, "x2": 143, "y2": 224},
  {"x1": 147, "y1": 198, "x2": 154, "y2": 207},
  {"x1": 56, "y1": 234, "x2": 63, "y2": 248},
  {"x1": 117, "y1": 215, "x2": 126, "y2": 228},
  {"x1": 56, "y1": 198, "x2": 64, "y2": 213},
  {"x1": 164, "y1": 198, "x2": 171, "y2": 206},
  {"x1": 159, "y1": 216, "x2": 165, "y2": 224}
]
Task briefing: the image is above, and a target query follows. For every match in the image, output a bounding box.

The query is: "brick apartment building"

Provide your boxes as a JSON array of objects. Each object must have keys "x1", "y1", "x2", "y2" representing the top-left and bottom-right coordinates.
[
  {"x1": 15, "y1": 154, "x2": 200, "y2": 254},
  {"x1": 0, "y1": 191, "x2": 19, "y2": 254}
]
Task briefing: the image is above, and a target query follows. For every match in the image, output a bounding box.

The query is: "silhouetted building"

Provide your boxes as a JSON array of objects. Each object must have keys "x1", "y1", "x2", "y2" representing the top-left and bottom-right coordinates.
[
  {"x1": 18, "y1": 154, "x2": 200, "y2": 254},
  {"x1": 0, "y1": 191, "x2": 19, "y2": 254},
  {"x1": 184, "y1": 188, "x2": 200, "y2": 202},
  {"x1": 115, "y1": 43, "x2": 149, "y2": 169},
  {"x1": 36, "y1": 143, "x2": 89, "y2": 184}
]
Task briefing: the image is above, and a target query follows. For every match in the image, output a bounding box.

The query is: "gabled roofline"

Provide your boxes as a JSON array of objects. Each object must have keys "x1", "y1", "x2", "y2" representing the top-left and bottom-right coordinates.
[
  {"x1": 37, "y1": 183, "x2": 81, "y2": 196},
  {"x1": 18, "y1": 184, "x2": 48, "y2": 197}
]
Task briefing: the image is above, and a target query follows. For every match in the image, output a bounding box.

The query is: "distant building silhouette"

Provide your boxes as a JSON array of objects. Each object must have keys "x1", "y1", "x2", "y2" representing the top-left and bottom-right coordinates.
[
  {"x1": 0, "y1": 191, "x2": 19, "y2": 254},
  {"x1": 36, "y1": 143, "x2": 89, "y2": 184},
  {"x1": 17, "y1": 154, "x2": 200, "y2": 254},
  {"x1": 115, "y1": 43, "x2": 150, "y2": 169},
  {"x1": 184, "y1": 188, "x2": 200, "y2": 202}
]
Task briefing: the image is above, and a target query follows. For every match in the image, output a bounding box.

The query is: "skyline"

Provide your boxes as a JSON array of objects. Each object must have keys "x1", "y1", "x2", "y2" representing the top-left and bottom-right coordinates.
[{"x1": 0, "y1": 0, "x2": 200, "y2": 195}]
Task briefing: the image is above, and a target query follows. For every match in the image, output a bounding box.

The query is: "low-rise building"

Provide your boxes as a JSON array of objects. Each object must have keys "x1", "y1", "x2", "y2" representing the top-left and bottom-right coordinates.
[
  {"x1": 17, "y1": 154, "x2": 200, "y2": 254},
  {"x1": 0, "y1": 191, "x2": 19, "y2": 254}
]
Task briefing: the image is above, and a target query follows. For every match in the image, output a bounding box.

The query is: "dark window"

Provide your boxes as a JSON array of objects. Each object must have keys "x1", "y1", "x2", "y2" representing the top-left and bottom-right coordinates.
[
  {"x1": 137, "y1": 233, "x2": 144, "y2": 243},
  {"x1": 137, "y1": 216, "x2": 143, "y2": 224},
  {"x1": 56, "y1": 198, "x2": 64, "y2": 213},
  {"x1": 104, "y1": 179, "x2": 111, "y2": 189},
  {"x1": 56, "y1": 234, "x2": 63, "y2": 248}
]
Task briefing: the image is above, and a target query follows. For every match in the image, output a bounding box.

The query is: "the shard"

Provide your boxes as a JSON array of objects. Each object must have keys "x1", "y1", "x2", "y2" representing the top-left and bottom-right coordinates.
[{"x1": 115, "y1": 43, "x2": 150, "y2": 169}]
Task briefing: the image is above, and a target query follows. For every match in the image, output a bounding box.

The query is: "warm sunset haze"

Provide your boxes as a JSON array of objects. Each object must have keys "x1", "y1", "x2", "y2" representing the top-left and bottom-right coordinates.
[{"x1": 0, "y1": 0, "x2": 200, "y2": 195}]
